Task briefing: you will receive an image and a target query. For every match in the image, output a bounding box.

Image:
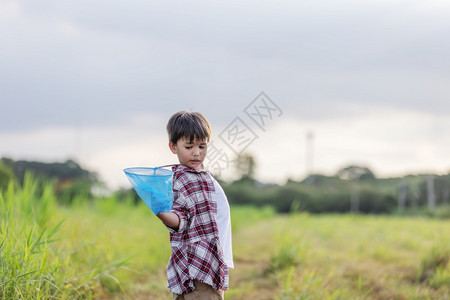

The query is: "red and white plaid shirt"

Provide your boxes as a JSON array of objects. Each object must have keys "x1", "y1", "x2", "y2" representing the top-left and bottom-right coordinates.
[{"x1": 166, "y1": 165, "x2": 228, "y2": 295}]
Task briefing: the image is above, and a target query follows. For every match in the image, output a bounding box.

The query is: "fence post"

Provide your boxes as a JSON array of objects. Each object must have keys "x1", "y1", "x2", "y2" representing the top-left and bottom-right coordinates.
[
  {"x1": 398, "y1": 180, "x2": 407, "y2": 213},
  {"x1": 427, "y1": 175, "x2": 436, "y2": 212}
]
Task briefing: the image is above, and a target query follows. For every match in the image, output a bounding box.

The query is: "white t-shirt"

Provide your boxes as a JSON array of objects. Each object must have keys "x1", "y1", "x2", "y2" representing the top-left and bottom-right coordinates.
[{"x1": 212, "y1": 178, "x2": 234, "y2": 269}]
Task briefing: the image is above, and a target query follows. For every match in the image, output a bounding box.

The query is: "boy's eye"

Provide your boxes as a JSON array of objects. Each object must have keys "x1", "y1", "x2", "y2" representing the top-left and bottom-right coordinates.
[
  {"x1": 185, "y1": 146, "x2": 192, "y2": 149},
  {"x1": 199, "y1": 145, "x2": 206, "y2": 149}
]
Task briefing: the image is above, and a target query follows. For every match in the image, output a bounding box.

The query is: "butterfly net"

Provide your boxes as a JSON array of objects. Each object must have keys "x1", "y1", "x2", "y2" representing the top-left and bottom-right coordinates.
[{"x1": 123, "y1": 167, "x2": 174, "y2": 213}]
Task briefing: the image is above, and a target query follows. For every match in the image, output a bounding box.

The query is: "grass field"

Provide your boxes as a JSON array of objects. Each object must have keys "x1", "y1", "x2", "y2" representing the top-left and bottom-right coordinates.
[{"x1": 1, "y1": 176, "x2": 450, "y2": 299}]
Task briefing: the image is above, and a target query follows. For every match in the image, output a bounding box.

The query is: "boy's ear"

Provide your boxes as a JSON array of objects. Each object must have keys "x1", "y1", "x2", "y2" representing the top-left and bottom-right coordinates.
[{"x1": 169, "y1": 141, "x2": 177, "y2": 154}]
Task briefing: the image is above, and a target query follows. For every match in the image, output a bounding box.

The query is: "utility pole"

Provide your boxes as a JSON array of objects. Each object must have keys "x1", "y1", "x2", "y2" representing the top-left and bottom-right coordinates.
[
  {"x1": 306, "y1": 131, "x2": 314, "y2": 177},
  {"x1": 398, "y1": 179, "x2": 407, "y2": 213},
  {"x1": 427, "y1": 175, "x2": 436, "y2": 212}
]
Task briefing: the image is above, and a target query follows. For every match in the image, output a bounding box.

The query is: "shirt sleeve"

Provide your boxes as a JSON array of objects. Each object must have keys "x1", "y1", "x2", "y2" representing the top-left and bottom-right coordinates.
[{"x1": 166, "y1": 183, "x2": 188, "y2": 234}]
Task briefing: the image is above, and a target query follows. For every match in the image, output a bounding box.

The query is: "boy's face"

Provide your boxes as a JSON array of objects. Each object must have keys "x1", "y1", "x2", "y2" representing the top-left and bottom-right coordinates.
[{"x1": 169, "y1": 137, "x2": 207, "y2": 170}]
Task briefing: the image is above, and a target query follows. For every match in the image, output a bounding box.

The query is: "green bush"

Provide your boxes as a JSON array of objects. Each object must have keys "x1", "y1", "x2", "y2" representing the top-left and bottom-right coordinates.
[
  {"x1": 0, "y1": 162, "x2": 16, "y2": 191},
  {"x1": 224, "y1": 179, "x2": 398, "y2": 214}
]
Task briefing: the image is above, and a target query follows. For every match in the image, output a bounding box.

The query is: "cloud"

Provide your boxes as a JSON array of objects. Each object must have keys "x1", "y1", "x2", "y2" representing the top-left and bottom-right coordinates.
[
  {"x1": 0, "y1": 0, "x2": 21, "y2": 22},
  {"x1": 250, "y1": 105, "x2": 450, "y2": 183},
  {"x1": 55, "y1": 21, "x2": 82, "y2": 36},
  {"x1": 2, "y1": 0, "x2": 450, "y2": 186},
  {"x1": 2, "y1": 0, "x2": 450, "y2": 132}
]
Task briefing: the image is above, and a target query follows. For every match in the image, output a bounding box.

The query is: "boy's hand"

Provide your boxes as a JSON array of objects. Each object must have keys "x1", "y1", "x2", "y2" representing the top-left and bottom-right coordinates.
[{"x1": 150, "y1": 193, "x2": 173, "y2": 215}]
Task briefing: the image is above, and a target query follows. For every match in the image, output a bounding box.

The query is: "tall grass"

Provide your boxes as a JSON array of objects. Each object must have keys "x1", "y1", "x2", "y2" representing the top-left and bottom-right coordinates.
[
  {"x1": 1, "y1": 176, "x2": 64, "y2": 298},
  {"x1": 0, "y1": 174, "x2": 128, "y2": 299}
]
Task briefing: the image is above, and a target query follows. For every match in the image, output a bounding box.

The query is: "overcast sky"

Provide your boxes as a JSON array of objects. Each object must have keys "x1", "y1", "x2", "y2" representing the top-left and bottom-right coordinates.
[{"x1": 2, "y1": 0, "x2": 450, "y2": 189}]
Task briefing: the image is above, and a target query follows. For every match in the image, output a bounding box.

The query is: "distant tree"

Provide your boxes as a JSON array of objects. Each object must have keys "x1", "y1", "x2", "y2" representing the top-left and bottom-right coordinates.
[
  {"x1": 336, "y1": 165, "x2": 376, "y2": 181},
  {"x1": 1, "y1": 158, "x2": 98, "y2": 204},
  {"x1": 0, "y1": 161, "x2": 16, "y2": 191},
  {"x1": 336, "y1": 165, "x2": 375, "y2": 213},
  {"x1": 234, "y1": 153, "x2": 256, "y2": 180},
  {"x1": 301, "y1": 174, "x2": 340, "y2": 186},
  {"x1": 1, "y1": 158, "x2": 97, "y2": 184}
]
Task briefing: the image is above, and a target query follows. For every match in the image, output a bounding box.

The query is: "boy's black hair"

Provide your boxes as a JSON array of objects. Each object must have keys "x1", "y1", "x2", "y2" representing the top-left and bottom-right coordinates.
[{"x1": 166, "y1": 111, "x2": 211, "y2": 144}]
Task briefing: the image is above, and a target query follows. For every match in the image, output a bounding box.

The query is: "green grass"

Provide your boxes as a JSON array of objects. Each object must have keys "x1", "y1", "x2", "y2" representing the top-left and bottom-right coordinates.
[
  {"x1": 0, "y1": 176, "x2": 133, "y2": 299},
  {"x1": 251, "y1": 214, "x2": 450, "y2": 300},
  {"x1": 1, "y1": 176, "x2": 450, "y2": 299}
]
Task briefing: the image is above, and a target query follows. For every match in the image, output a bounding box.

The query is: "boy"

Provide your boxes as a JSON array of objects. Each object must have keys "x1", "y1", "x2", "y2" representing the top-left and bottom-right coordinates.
[{"x1": 157, "y1": 111, "x2": 234, "y2": 299}]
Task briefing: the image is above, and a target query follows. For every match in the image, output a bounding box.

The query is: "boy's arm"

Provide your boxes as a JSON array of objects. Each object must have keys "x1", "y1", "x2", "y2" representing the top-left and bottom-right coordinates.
[{"x1": 157, "y1": 212, "x2": 180, "y2": 230}]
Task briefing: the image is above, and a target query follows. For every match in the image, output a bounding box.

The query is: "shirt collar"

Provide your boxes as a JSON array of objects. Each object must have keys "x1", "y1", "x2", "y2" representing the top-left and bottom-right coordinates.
[{"x1": 172, "y1": 164, "x2": 208, "y2": 174}]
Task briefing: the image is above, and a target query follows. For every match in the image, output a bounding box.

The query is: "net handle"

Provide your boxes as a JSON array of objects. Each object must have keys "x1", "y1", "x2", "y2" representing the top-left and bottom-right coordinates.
[{"x1": 157, "y1": 164, "x2": 179, "y2": 169}]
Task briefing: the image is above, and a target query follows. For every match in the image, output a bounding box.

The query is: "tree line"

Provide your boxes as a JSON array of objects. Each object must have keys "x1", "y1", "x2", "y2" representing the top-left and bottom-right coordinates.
[
  {"x1": 1, "y1": 156, "x2": 449, "y2": 217},
  {"x1": 0, "y1": 157, "x2": 97, "y2": 204},
  {"x1": 220, "y1": 154, "x2": 450, "y2": 217}
]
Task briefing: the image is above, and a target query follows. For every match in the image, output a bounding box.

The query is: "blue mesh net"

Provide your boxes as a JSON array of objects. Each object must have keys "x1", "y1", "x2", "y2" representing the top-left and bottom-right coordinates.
[{"x1": 123, "y1": 167, "x2": 174, "y2": 214}]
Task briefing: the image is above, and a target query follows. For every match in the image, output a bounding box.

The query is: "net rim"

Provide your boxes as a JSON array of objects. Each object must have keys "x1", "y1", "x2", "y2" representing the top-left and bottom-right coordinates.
[{"x1": 123, "y1": 167, "x2": 173, "y2": 177}]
